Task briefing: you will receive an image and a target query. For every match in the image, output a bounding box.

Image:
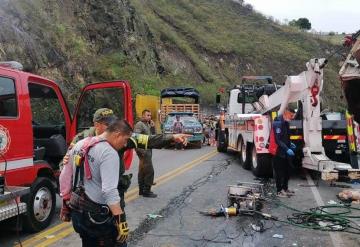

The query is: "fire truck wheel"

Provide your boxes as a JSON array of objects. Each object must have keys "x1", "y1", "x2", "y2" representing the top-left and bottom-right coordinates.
[
  {"x1": 239, "y1": 139, "x2": 251, "y2": 170},
  {"x1": 22, "y1": 177, "x2": 56, "y2": 232},
  {"x1": 251, "y1": 146, "x2": 272, "y2": 178}
]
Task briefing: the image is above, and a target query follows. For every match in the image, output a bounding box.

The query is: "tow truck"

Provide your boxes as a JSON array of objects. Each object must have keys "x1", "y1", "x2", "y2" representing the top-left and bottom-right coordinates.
[
  {"x1": 217, "y1": 58, "x2": 360, "y2": 180},
  {"x1": 0, "y1": 61, "x2": 133, "y2": 232}
]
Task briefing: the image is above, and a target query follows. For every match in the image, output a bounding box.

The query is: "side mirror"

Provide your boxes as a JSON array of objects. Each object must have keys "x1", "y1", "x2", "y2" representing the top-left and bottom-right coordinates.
[{"x1": 216, "y1": 94, "x2": 221, "y2": 104}]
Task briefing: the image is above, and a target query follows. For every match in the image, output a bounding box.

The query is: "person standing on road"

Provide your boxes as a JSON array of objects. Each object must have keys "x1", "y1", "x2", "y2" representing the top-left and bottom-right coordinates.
[
  {"x1": 273, "y1": 109, "x2": 296, "y2": 198},
  {"x1": 134, "y1": 109, "x2": 158, "y2": 198},
  {"x1": 216, "y1": 108, "x2": 226, "y2": 148},
  {"x1": 61, "y1": 119, "x2": 133, "y2": 247},
  {"x1": 173, "y1": 115, "x2": 184, "y2": 150}
]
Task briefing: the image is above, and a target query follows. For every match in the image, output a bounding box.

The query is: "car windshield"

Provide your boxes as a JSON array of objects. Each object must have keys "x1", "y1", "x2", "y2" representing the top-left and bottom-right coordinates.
[
  {"x1": 181, "y1": 116, "x2": 198, "y2": 124},
  {"x1": 166, "y1": 115, "x2": 197, "y2": 125}
]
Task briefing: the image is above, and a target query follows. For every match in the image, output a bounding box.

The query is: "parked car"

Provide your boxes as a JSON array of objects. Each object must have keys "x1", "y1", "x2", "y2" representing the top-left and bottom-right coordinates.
[{"x1": 162, "y1": 112, "x2": 203, "y2": 148}]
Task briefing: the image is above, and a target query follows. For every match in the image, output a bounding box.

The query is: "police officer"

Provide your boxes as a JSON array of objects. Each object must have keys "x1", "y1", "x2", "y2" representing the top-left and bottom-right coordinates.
[
  {"x1": 134, "y1": 109, "x2": 157, "y2": 198},
  {"x1": 272, "y1": 109, "x2": 296, "y2": 198}
]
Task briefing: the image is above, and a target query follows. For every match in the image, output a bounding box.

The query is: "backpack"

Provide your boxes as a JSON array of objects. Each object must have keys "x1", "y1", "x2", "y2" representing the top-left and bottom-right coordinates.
[
  {"x1": 73, "y1": 137, "x2": 106, "y2": 187},
  {"x1": 268, "y1": 127, "x2": 278, "y2": 156}
]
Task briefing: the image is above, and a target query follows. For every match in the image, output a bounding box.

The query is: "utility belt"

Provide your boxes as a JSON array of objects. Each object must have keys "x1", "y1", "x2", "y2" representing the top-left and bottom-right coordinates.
[{"x1": 69, "y1": 187, "x2": 110, "y2": 216}]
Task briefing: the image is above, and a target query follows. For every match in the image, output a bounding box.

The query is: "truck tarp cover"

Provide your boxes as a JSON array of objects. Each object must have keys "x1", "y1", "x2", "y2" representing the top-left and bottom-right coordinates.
[{"x1": 160, "y1": 87, "x2": 200, "y2": 103}]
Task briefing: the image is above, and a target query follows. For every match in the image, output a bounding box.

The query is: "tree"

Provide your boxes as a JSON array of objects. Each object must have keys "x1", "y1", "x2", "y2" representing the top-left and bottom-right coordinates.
[{"x1": 289, "y1": 18, "x2": 312, "y2": 31}]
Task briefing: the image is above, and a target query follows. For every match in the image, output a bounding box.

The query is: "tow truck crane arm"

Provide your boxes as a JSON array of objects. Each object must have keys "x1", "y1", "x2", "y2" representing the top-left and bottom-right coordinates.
[{"x1": 256, "y1": 58, "x2": 327, "y2": 116}]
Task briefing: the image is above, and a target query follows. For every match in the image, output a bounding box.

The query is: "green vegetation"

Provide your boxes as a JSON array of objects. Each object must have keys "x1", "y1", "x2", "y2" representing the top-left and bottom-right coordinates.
[
  {"x1": 129, "y1": 0, "x2": 345, "y2": 108},
  {"x1": 289, "y1": 18, "x2": 312, "y2": 30}
]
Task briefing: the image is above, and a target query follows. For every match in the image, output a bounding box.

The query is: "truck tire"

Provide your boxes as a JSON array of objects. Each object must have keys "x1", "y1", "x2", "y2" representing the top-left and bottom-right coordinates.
[
  {"x1": 22, "y1": 177, "x2": 56, "y2": 232},
  {"x1": 217, "y1": 130, "x2": 228, "y2": 153},
  {"x1": 251, "y1": 146, "x2": 272, "y2": 178},
  {"x1": 239, "y1": 139, "x2": 251, "y2": 170}
]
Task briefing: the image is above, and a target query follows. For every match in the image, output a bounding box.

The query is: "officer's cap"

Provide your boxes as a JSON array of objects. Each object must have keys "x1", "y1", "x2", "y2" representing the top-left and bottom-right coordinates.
[{"x1": 93, "y1": 108, "x2": 117, "y2": 124}]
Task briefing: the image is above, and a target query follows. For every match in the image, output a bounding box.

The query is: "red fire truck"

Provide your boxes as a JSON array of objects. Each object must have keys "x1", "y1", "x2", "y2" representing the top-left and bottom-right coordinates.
[{"x1": 0, "y1": 61, "x2": 133, "y2": 232}]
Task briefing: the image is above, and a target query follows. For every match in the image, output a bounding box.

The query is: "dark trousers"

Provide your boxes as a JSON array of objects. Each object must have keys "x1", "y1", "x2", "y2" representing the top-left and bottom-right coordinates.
[
  {"x1": 272, "y1": 155, "x2": 290, "y2": 193},
  {"x1": 138, "y1": 150, "x2": 154, "y2": 192},
  {"x1": 71, "y1": 211, "x2": 127, "y2": 247}
]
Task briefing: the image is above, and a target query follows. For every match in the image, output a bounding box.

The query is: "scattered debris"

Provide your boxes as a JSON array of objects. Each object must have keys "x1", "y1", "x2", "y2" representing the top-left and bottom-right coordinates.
[
  {"x1": 272, "y1": 234, "x2": 284, "y2": 239},
  {"x1": 318, "y1": 221, "x2": 344, "y2": 230},
  {"x1": 318, "y1": 221, "x2": 329, "y2": 227},
  {"x1": 331, "y1": 225, "x2": 344, "y2": 231},
  {"x1": 227, "y1": 182, "x2": 264, "y2": 215},
  {"x1": 147, "y1": 214, "x2": 163, "y2": 219},
  {"x1": 250, "y1": 223, "x2": 261, "y2": 232},
  {"x1": 327, "y1": 200, "x2": 337, "y2": 205}
]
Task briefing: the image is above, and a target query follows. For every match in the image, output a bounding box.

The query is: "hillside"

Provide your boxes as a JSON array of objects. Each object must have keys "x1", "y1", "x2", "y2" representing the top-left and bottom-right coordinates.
[{"x1": 0, "y1": 0, "x2": 347, "y2": 110}]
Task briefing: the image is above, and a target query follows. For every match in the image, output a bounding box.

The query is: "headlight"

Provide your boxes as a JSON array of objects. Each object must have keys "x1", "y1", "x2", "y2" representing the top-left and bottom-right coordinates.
[{"x1": 194, "y1": 127, "x2": 202, "y2": 133}]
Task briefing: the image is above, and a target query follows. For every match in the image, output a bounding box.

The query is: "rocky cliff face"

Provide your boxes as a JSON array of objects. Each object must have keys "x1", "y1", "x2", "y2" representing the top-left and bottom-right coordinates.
[
  {"x1": 0, "y1": 0, "x2": 346, "y2": 109},
  {"x1": 0, "y1": 0, "x2": 161, "y2": 99}
]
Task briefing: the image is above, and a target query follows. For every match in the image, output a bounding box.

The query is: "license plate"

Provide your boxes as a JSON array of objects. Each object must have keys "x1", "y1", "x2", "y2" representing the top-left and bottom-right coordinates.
[{"x1": 335, "y1": 150, "x2": 342, "y2": 154}]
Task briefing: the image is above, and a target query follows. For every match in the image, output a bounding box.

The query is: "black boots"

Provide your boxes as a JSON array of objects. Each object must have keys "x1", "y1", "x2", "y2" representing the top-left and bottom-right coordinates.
[
  {"x1": 142, "y1": 191, "x2": 157, "y2": 198},
  {"x1": 140, "y1": 186, "x2": 157, "y2": 198}
]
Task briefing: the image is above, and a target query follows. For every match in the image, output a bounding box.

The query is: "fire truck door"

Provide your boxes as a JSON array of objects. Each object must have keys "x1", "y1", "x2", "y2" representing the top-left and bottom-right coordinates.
[{"x1": 71, "y1": 81, "x2": 133, "y2": 169}]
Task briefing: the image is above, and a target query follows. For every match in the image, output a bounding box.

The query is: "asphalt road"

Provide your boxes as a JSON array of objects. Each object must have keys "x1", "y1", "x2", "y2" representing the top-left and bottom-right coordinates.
[{"x1": 1, "y1": 146, "x2": 360, "y2": 247}]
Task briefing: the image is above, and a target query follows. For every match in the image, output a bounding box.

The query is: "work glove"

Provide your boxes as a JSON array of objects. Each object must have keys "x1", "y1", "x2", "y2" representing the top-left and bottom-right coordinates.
[
  {"x1": 286, "y1": 149, "x2": 295, "y2": 157},
  {"x1": 290, "y1": 142, "x2": 296, "y2": 151},
  {"x1": 115, "y1": 214, "x2": 129, "y2": 243},
  {"x1": 60, "y1": 200, "x2": 71, "y2": 222}
]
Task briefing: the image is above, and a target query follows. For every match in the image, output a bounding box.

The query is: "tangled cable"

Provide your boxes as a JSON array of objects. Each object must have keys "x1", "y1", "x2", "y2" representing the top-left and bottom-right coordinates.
[{"x1": 272, "y1": 200, "x2": 360, "y2": 234}]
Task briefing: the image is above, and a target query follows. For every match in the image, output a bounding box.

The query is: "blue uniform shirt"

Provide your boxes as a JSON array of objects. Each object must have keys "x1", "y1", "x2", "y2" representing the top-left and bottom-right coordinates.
[{"x1": 273, "y1": 115, "x2": 290, "y2": 158}]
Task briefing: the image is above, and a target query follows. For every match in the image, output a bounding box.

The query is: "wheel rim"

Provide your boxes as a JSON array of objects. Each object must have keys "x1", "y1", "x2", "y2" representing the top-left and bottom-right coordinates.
[
  {"x1": 252, "y1": 147, "x2": 258, "y2": 169},
  {"x1": 241, "y1": 141, "x2": 247, "y2": 162},
  {"x1": 33, "y1": 187, "x2": 53, "y2": 222}
]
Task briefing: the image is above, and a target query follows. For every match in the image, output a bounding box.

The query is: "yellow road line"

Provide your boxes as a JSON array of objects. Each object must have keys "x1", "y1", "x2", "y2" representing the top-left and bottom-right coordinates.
[
  {"x1": 125, "y1": 150, "x2": 218, "y2": 202},
  {"x1": 21, "y1": 149, "x2": 218, "y2": 247},
  {"x1": 35, "y1": 226, "x2": 74, "y2": 247},
  {"x1": 16, "y1": 222, "x2": 70, "y2": 247},
  {"x1": 125, "y1": 149, "x2": 218, "y2": 201}
]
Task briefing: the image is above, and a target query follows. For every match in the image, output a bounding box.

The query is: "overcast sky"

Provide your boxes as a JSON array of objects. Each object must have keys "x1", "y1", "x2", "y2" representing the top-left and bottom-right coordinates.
[{"x1": 244, "y1": 0, "x2": 359, "y2": 33}]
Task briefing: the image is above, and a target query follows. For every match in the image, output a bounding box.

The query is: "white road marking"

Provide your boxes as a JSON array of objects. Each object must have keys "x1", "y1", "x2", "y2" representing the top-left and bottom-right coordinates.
[{"x1": 305, "y1": 173, "x2": 345, "y2": 247}]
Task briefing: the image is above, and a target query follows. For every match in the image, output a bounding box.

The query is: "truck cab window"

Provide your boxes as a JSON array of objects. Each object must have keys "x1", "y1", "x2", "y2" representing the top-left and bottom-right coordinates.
[
  {"x1": 28, "y1": 83, "x2": 65, "y2": 126},
  {"x1": 0, "y1": 76, "x2": 17, "y2": 117},
  {"x1": 29, "y1": 83, "x2": 67, "y2": 165},
  {"x1": 77, "y1": 88, "x2": 125, "y2": 131}
]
